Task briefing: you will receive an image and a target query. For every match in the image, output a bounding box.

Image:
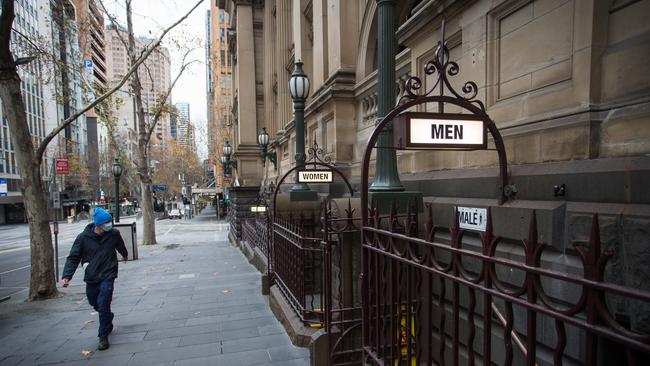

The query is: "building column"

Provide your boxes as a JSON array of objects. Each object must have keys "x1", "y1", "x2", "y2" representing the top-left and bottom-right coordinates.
[
  {"x1": 312, "y1": 0, "x2": 327, "y2": 91},
  {"x1": 233, "y1": 1, "x2": 262, "y2": 187},
  {"x1": 276, "y1": 0, "x2": 292, "y2": 132},
  {"x1": 263, "y1": 1, "x2": 277, "y2": 137},
  {"x1": 235, "y1": 3, "x2": 257, "y2": 146}
]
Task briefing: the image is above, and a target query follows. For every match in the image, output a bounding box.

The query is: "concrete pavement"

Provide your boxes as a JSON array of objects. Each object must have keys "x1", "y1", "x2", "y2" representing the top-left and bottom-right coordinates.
[
  {"x1": 0, "y1": 217, "x2": 140, "y2": 301},
  {"x1": 0, "y1": 207, "x2": 309, "y2": 365}
]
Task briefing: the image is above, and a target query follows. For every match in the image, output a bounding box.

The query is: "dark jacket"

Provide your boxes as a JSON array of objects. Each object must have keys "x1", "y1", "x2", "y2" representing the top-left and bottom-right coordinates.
[{"x1": 62, "y1": 224, "x2": 129, "y2": 284}]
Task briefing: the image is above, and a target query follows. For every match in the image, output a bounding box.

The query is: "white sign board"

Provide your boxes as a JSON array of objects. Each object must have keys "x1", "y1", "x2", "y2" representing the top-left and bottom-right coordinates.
[
  {"x1": 298, "y1": 170, "x2": 333, "y2": 183},
  {"x1": 250, "y1": 206, "x2": 267, "y2": 213},
  {"x1": 52, "y1": 191, "x2": 61, "y2": 209},
  {"x1": 457, "y1": 206, "x2": 487, "y2": 232},
  {"x1": 410, "y1": 118, "x2": 485, "y2": 146}
]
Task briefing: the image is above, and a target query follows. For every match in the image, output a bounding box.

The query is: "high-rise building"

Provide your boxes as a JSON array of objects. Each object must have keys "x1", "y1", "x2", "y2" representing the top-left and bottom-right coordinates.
[
  {"x1": 174, "y1": 102, "x2": 191, "y2": 147},
  {"x1": 71, "y1": 0, "x2": 107, "y2": 202},
  {"x1": 176, "y1": 102, "x2": 190, "y2": 124},
  {"x1": 170, "y1": 113, "x2": 178, "y2": 140},
  {"x1": 72, "y1": 0, "x2": 107, "y2": 87},
  {"x1": 42, "y1": 0, "x2": 91, "y2": 216},
  {"x1": 205, "y1": 5, "x2": 232, "y2": 187},
  {"x1": 0, "y1": 0, "x2": 49, "y2": 224},
  {"x1": 137, "y1": 36, "x2": 172, "y2": 146},
  {"x1": 105, "y1": 26, "x2": 172, "y2": 148}
]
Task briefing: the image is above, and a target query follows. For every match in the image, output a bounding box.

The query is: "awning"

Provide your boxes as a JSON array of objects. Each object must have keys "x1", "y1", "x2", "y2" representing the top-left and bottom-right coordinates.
[{"x1": 0, "y1": 195, "x2": 23, "y2": 204}]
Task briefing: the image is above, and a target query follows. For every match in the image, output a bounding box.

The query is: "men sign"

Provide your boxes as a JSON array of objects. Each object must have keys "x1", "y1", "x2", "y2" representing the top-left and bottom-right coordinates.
[
  {"x1": 298, "y1": 170, "x2": 333, "y2": 183},
  {"x1": 394, "y1": 112, "x2": 487, "y2": 150}
]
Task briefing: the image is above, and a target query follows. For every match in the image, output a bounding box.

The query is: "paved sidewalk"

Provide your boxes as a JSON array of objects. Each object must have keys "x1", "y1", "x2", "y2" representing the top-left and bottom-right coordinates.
[{"x1": 0, "y1": 208, "x2": 309, "y2": 365}]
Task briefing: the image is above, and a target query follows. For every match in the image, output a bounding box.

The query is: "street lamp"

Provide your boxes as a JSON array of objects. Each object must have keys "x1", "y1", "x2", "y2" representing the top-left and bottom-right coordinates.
[
  {"x1": 14, "y1": 56, "x2": 36, "y2": 66},
  {"x1": 111, "y1": 158, "x2": 122, "y2": 222},
  {"x1": 223, "y1": 140, "x2": 233, "y2": 157},
  {"x1": 288, "y1": 61, "x2": 316, "y2": 200},
  {"x1": 257, "y1": 127, "x2": 277, "y2": 170},
  {"x1": 221, "y1": 141, "x2": 237, "y2": 175}
]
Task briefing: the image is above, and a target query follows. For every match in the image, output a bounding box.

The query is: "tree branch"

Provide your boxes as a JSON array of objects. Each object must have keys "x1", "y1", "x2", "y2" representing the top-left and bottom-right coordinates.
[
  {"x1": 34, "y1": 0, "x2": 205, "y2": 165},
  {"x1": 144, "y1": 58, "x2": 199, "y2": 145}
]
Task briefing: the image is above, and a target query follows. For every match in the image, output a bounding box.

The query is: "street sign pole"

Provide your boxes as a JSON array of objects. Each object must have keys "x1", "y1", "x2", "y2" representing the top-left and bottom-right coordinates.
[
  {"x1": 50, "y1": 159, "x2": 60, "y2": 282},
  {"x1": 53, "y1": 221, "x2": 59, "y2": 281}
]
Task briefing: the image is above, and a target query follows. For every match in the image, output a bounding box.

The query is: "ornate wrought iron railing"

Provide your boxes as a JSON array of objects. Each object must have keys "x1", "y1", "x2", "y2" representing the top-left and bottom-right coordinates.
[
  {"x1": 226, "y1": 204, "x2": 241, "y2": 240},
  {"x1": 322, "y1": 200, "x2": 364, "y2": 365},
  {"x1": 272, "y1": 212, "x2": 324, "y2": 325},
  {"x1": 361, "y1": 202, "x2": 650, "y2": 365},
  {"x1": 242, "y1": 213, "x2": 270, "y2": 258}
]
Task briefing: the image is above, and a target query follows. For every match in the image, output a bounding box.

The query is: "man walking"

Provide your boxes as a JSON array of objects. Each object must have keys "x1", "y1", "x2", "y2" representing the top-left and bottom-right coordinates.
[{"x1": 61, "y1": 207, "x2": 128, "y2": 351}]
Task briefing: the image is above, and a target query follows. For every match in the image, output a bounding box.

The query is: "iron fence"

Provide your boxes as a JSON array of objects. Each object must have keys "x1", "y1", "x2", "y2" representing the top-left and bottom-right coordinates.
[
  {"x1": 362, "y1": 202, "x2": 650, "y2": 365},
  {"x1": 226, "y1": 204, "x2": 240, "y2": 240},
  {"x1": 242, "y1": 213, "x2": 271, "y2": 258},
  {"x1": 322, "y1": 200, "x2": 364, "y2": 365},
  {"x1": 272, "y1": 211, "x2": 324, "y2": 325}
]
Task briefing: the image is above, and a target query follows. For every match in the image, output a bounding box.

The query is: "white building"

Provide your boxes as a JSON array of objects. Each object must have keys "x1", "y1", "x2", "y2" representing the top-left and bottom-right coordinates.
[{"x1": 0, "y1": 0, "x2": 50, "y2": 224}]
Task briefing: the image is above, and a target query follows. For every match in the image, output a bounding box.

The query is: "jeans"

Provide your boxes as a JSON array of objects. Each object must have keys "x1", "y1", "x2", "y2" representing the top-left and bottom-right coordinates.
[{"x1": 86, "y1": 278, "x2": 115, "y2": 337}]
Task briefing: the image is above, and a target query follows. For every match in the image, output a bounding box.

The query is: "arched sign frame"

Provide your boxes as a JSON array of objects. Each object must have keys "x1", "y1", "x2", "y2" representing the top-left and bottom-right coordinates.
[
  {"x1": 272, "y1": 142, "x2": 356, "y2": 216},
  {"x1": 360, "y1": 21, "x2": 511, "y2": 226}
]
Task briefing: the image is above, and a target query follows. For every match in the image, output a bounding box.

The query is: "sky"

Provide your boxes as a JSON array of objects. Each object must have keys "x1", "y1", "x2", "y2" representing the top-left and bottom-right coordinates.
[{"x1": 105, "y1": 0, "x2": 211, "y2": 159}]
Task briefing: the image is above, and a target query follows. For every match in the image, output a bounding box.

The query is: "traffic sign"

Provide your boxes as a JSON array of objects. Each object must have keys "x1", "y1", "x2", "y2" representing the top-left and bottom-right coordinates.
[
  {"x1": 55, "y1": 158, "x2": 69, "y2": 174},
  {"x1": 152, "y1": 184, "x2": 168, "y2": 192},
  {"x1": 52, "y1": 191, "x2": 61, "y2": 209}
]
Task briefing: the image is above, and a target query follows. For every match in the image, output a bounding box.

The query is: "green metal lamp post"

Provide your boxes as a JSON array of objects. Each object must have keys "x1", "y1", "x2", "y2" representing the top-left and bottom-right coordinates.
[
  {"x1": 368, "y1": 0, "x2": 422, "y2": 213},
  {"x1": 371, "y1": 0, "x2": 403, "y2": 193},
  {"x1": 111, "y1": 158, "x2": 122, "y2": 222},
  {"x1": 288, "y1": 61, "x2": 317, "y2": 201}
]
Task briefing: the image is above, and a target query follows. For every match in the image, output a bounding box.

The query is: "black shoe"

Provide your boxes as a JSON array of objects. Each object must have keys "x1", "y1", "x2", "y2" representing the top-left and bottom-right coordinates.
[{"x1": 98, "y1": 336, "x2": 110, "y2": 351}]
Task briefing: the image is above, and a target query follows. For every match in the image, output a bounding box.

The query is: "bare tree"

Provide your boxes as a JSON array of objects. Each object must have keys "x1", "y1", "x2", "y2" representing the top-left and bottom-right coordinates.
[
  {"x1": 101, "y1": 1, "x2": 201, "y2": 244},
  {"x1": 0, "y1": 0, "x2": 203, "y2": 300}
]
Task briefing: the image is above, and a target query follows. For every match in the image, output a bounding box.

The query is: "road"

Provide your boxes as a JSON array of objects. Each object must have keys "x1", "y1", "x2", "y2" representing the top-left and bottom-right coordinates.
[{"x1": 0, "y1": 216, "x2": 184, "y2": 301}]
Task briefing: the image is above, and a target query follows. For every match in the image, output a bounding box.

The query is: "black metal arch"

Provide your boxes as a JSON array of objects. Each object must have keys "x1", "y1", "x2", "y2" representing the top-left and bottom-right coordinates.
[
  {"x1": 360, "y1": 94, "x2": 510, "y2": 225},
  {"x1": 272, "y1": 161, "x2": 355, "y2": 217}
]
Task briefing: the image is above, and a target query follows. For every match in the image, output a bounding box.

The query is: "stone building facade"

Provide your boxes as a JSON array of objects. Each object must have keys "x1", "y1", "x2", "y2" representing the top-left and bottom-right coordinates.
[
  {"x1": 220, "y1": 0, "x2": 650, "y2": 294},
  {"x1": 206, "y1": 4, "x2": 234, "y2": 188}
]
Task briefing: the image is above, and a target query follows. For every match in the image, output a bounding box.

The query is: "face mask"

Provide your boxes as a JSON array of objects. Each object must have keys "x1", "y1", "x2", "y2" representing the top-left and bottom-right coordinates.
[{"x1": 103, "y1": 223, "x2": 113, "y2": 231}]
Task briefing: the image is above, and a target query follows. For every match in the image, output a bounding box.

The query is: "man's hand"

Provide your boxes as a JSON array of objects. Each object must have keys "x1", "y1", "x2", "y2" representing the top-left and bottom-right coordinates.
[
  {"x1": 121, "y1": 256, "x2": 128, "y2": 263},
  {"x1": 61, "y1": 278, "x2": 70, "y2": 288}
]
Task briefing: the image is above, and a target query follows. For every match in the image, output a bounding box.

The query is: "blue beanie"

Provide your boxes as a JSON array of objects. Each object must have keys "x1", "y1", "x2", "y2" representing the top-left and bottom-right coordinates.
[{"x1": 93, "y1": 207, "x2": 112, "y2": 226}]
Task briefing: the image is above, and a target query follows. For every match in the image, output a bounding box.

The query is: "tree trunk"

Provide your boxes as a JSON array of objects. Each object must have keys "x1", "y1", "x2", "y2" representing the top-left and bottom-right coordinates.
[
  {"x1": 126, "y1": 0, "x2": 157, "y2": 245},
  {"x1": 140, "y1": 180, "x2": 156, "y2": 244},
  {"x1": 0, "y1": 66, "x2": 58, "y2": 301},
  {"x1": 133, "y1": 96, "x2": 157, "y2": 245}
]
